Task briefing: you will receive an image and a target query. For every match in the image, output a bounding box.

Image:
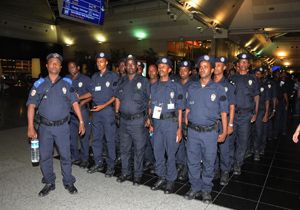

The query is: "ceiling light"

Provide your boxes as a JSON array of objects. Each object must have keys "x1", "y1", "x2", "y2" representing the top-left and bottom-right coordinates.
[
  {"x1": 133, "y1": 29, "x2": 148, "y2": 40},
  {"x1": 277, "y1": 51, "x2": 287, "y2": 57},
  {"x1": 95, "y1": 34, "x2": 107, "y2": 43}
]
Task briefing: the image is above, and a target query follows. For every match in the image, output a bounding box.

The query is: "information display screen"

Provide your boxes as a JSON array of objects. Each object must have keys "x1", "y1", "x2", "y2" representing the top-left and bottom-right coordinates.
[{"x1": 59, "y1": 0, "x2": 105, "y2": 25}]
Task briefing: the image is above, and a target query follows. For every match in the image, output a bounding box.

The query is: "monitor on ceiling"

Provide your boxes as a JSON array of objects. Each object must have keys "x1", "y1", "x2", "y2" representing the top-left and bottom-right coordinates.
[{"x1": 58, "y1": 0, "x2": 105, "y2": 25}]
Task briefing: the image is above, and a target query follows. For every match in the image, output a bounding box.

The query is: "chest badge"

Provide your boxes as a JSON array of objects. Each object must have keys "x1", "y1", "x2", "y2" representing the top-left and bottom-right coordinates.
[
  {"x1": 260, "y1": 87, "x2": 264, "y2": 92},
  {"x1": 268, "y1": 84, "x2": 271, "y2": 89},
  {"x1": 211, "y1": 94, "x2": 216, "y2": 101},
  {"x1": 31, "y1": 90, "x2": 36, "y2": 96},
  {"x1": 170, "y1": 91, "x2": 175, "y2": 99},
  {"x1": 78, "y1": 82, "x2": 83, "y2": 88},
  {"x1": 224, "y1": 87, "x2": 228, "y2": 92},
  {"x1": 62, "y1": 87, "x2": 67, "y2": 94},
  {"x1": 137, "y1": 82, "x2": 142, "y2": 89},
  {"x1": 280, "y1": 81, "x2": 285, "y2": 87},
  {"x1": 248, "y1": 80, "x2": 253, "y2": 86},
  {"x1": 106, "y1": 81, "x2": 110, "y2": 87}
]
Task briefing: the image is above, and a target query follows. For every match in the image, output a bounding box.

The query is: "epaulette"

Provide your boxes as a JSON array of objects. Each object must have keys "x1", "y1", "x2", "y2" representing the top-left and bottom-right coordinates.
[
  {"x1": 33, "y1": 78, "x2": 45, "y2": 88},
  {"x1": 63, "y1": 77, "x2": 72, "y2": 85}
]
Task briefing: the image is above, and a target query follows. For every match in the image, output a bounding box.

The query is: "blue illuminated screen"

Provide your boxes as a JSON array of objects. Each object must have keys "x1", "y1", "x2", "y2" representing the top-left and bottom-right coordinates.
[{"x1": 61, "y1": 0, "x2": 105, "y2": 25}]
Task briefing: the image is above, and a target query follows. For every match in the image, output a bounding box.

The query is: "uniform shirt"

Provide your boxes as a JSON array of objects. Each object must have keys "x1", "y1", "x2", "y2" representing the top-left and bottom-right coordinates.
[
  {"x1": 179, "y1": 79, "x2": 193, "y2": 97},
  {"x1": 115, "y1": 74, "x2": 150, "y2": 114},
  {"x1": 215, "y1": 77, "x2": 236, "y2": 106},
  {"x1": 90, "y1": 70, "x2": 119, "y2": 106},
  {"x1": 66, "y1": 73, "x2": 92, "y2": 97},
  {"x1": 150, "y1": 79, "x2": 184, "y2": 114},
  {"x1": 186, "y1": 80, "x2": 228, "y2": 126},
  {"x1": 230, "y1": 74, "x2": 260, "y2": 110},
  {"x1": 26, "y1": 76, "x2": 78, "y2": 121},
  {"x1": 264, "y1": 78, "x2": 277, "y2": 101},
  {"x1": 258, "y1": 80, "x2": 271, "y2": 111},
  {"x1": 276, "y1": 79, "x2": 288, "y2": 104}
]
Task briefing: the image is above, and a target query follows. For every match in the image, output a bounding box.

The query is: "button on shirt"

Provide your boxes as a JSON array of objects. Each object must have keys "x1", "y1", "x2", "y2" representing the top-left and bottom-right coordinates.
[
  {"x1": 150, "y1": 79, "x2": 185, "y2": 114},
  {"x1": 115, "y1": 74, "x2": 150, "y2": 114},
  {"x1": 26, "y1": 76, "x2": 78, "y2": 121},
  {"x1": 186, "y1": 80, "x2": 228, "y2": 126},
  {"x1": 90, "y1": 70, "x2": 119, "y2": 105},
  {"x1": 230, "y1": 74, "x2": 260, "y2": 110}
]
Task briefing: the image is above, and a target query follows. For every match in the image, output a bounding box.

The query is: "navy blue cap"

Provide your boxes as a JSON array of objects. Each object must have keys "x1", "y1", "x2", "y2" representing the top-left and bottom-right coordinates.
[
  {"x1": 95, "y1": 52, "x2": 110, "y2": 59},
  {"x1": 137, "y1": 61, "x2": 145, "y2": 68},
  {"x1": 46, "y1": 53, "x2": 63, "y2": 62},
  {"x1": 196, "y1": 55, "x2": 215, "y2": 67},
  {"x1": 215, "y1": 56, "x2": 228, "y2": 64},
  {"x1": 126, "y1": 54, "x2": 137, "y2": 63},
  {"x1": 179, "y1": 60, "x2": 192, "y2": 69},
  {"x1": 156, "y1": 57, "x2": 173, "y2": 68},
  {"x1": 237, "y1": 53, "x2": 252, "y2": 60},
  {"x1": 255, "y1": 67, "x2": 265, "y2": 73}
]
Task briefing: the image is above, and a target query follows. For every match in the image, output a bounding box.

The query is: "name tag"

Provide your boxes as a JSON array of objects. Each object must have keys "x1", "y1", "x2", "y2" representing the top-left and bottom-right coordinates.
[
  {"x1": 95, "y1": 86, "x2": 101, "y2": 91},
  {"x1": 167, "y1": 103, "x2": 175, "y2": 110},
  {"x1": 152, "y1": 106, "x2": 162, "y2": 119}
]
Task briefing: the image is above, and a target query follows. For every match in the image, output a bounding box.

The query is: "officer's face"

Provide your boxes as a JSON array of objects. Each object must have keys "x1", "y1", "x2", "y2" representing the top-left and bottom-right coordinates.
[
  {"x1": 46, "y1": 58, "x2": 62, "y2": 75},
  {"x1": 179, "y1": 67, "x2": 190, "y2": 80},
  {"x1": 96, "y1": 58, "x2": 108, "y2": 71},
  {"x1": 126, "y1": 59, "x2": 137, "y2": 75},
  {"x1": 214, "y1": 62, "x2": 226, "y2": 75},
  {"x1": 148, "y1": 65, "x2": 158, "y2": 79},
  {"x1": 68, "y1": 62, "x2": 80, "y2": 76},
  {"x1": 199, "y1": 61, "x2": 213, "y2": 79},
  {"x1": 238, "y1": 59, "x2": 250, "y2": 73},
  {"x1": 255, "y1": 71, "x2": 263, "y2": 79},
  {"x1": 158, "y1": 64, "x2": 171, "y2": 77},
  {"x1": 118, "y1": 62, "x2": 126, "y2": 74},
  {"x1": 137, "y1": 66, "x2": 143, "y2": 75}
]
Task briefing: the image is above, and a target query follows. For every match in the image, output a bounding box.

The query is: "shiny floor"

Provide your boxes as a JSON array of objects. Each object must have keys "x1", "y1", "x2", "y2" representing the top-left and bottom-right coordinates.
[{"x1": 1, "y1": 87, "x2": 299, "y2": 210}]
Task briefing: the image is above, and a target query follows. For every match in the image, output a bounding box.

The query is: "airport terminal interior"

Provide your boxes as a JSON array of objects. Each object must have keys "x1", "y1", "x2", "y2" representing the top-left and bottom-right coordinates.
[{"x1": 0, "y1": 0, "x2": 300, "y2": 210}]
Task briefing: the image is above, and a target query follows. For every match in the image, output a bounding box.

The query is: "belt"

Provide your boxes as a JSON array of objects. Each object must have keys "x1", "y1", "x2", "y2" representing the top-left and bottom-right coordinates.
[
  {"x1": 39, "y1": 115, "x2": 70, "y2": 126},
  {"x1": 188, "y1": 121, "x2": 217, "y2": 133},
  {"x1": 120, "y1": 111, "x2": 146, "y2": 121},
  {"x1": 159, "y1": 111, "x2": 177, "y2": 120},
  {"x1": 235, "y1": 108, "x2": 253, "y2": 114}
]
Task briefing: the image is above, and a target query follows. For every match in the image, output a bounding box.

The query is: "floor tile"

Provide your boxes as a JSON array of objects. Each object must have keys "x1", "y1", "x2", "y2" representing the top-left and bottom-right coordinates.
[
  {"x1": 266, "y1": 176, "x2": 300, "y2": 195},
  {"x1": 242, "y1": 162, "x2": 270, "y2": 175},
  {"x1": 213, "y1": 193, "x2": 257, "y2": 210},
  {"x1": 222, "y1": 181, "x2": 262, "y2": 201},
  {"x1": 175, "y1": 183, "x2": 190, "y2": 196},
  {"x1": 257, "y1": 202, "x2": 292, "y2": 210},
  {"x1": 260, "y1": 188, "x2": 300, "y2": 210},
  {"x1": 269, "y1": 167, "x2": 300, "y2": 182},
  {"x1": 272, "y1": 159, "x2": 300, "y2": 171},
  {"x1": 231, "y1": 171, "x2": 266, "y2": 186}
]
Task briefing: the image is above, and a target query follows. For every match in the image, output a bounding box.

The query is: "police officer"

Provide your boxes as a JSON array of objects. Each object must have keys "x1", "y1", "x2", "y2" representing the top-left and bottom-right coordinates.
[
  {"x1": 176, "y1": 60, "x2": 193, "y2": 181},
  {"x1": 115, "y1": 55, "x2": 150, "y2": 185},
  {"x1": 137, "y1": 61, "x2": 145, "y2": 76},
  {"x1": 27, "y1": 53, "x2": 85, "y2": 197},
  {"x1": 149, "y1": 57, "x2": 184, "y2": 194},
  {"x1": 67, "y1": 60, "x2": 92, "y2": 168},
  {"x1": 213, "y1": 57, "x2": 236, "y2": 185},
  {"x1": 184, "y1": 55, "x2": 228, "y2": 203},
  {"x1": 230, "y1": 53, "x2": 260, "y2": 175},
  {"x1": 253, "y1": 67, "x2": 270, "y2": 161},
  {"x1": 80, "y1": 52, "x2": 119, "y2": 177}
]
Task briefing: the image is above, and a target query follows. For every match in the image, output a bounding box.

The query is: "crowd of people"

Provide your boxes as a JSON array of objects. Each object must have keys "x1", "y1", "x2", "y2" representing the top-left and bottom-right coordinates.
[{"x1": 26, "y1": 52, "x2": 299, "y2": 203}]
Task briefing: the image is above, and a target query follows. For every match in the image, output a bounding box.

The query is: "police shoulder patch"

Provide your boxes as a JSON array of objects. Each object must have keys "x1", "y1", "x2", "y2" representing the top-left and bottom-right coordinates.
[
  {"x1": 33, "y1": 78, "x2": 45, "y2": 88},
  {"x1": 63, "y1": 77, "x2": 72, "y2": 85}
]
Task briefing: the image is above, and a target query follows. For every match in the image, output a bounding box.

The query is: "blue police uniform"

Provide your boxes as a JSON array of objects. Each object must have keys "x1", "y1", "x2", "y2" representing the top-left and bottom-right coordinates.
[
  {"x1": 90, "y1": 69, "x2": 119, "y2": 170},
  {"x1": 186, "y1": 80, "x2": 228, "y2": 193},
  {"x1": 230, "y1": 72, "x2": 260, "y2": 170},
  {"x1": 253, "y1": 78, "x2": 270, "y2": 157},
  {"x1": 66, "y1": 73, "x2": 92, "y2": 164},
  {"x1": 27, "y1": 76, "x2": 77, "y2": 186},
  {"x1": 150, "y1": 79, "x2": 184, "y2": 182},
  {"x1": 214, "y1": 76, "x2": 236, "y2": 174},
  {"x1": 274, "y1": 78, "x2": 288, "y2": 137},
  {"x1": 115, "y1": 73, "x2": 150, "y2": 179}
]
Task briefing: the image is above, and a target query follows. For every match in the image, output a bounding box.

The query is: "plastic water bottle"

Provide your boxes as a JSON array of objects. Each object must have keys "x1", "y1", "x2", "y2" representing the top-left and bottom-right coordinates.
[{"x1": 31, "y1": 139, "x2": 40, "y2": 163}]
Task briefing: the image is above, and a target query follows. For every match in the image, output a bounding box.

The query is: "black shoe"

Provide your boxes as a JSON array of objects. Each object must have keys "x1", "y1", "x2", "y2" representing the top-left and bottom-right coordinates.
[
  {"x1": 245, "y1": 151, "x2": 253, "y2": 159},
  {"x1": 87, "y1": 164, "x2": 104, "y2": 174},
  {"x1": 105, "y1": 168, "x2": 115, "y2": 178},
  {"x1": 151, "y1": 178, "x2": 166, "y2": 191},
  {"x1": 72, "y1": 160, "x2": 81, "y2": 166},
  {"x1": 184, "y1": 189, "x2": 200, "y2": 200},
  {"x1": 115, "y1": 156, "x2": 121, "y2": 165},
  {"x1": 202, "y1": 192, "x2": 212, "y2": 204},
  {"x1": 117, "y1": 174, "x2": 131, "y2": 183},
  {"x1": 259, "y1": 150, "x2": 265, "y2": 156},
  {"x1": 38, "y1": 184, "x2": 55, "y2": 197},
  {"x1": 254, "y1": 153, "x2": 260, "y2": 161},
  {"x1": 133, "y1": 177, "x2": 142, "y2": 186},
  {"x1": 164, "y1": 181, "x2": 175, "y2": 194},
  {"x1": 64, "y1": 184, "x2": 78, "y2": 194},
  {"x1": 79, "y1": 161, "x2": 89, "y2": 169},
  {"x1": 178, "y1": 167, "x2": 187, "y2": 181},
  {"x1": 213, "y1": 170, "x2": 221, "y2": 180},
  {"x1": 220, "y1": 171, "x2": 229, "y2": 186},
  {"x1": 233, "y1": 165, "x2": 241, "y2": 175},
  {"x1": 143, "y1": 161, "x2": 154, "y2": 171}
]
